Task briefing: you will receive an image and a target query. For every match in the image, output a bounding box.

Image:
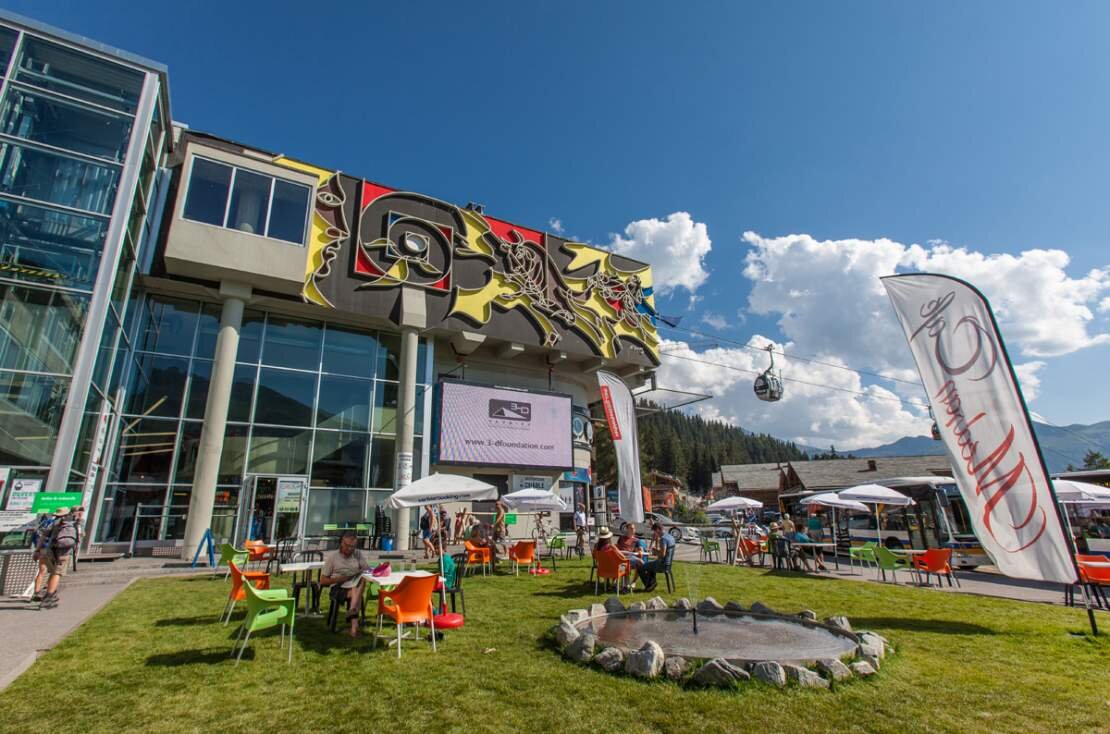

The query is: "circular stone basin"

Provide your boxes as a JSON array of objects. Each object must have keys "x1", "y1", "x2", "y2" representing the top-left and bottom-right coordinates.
[{"x1": 576, "y1": 610, "x2": 857, "y2": 665}]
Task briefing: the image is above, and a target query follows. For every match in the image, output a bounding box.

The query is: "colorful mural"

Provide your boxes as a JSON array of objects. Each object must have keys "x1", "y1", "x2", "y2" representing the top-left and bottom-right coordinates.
[{"x1": 279, "y1": 161, "x2": 659, "y2": 365}]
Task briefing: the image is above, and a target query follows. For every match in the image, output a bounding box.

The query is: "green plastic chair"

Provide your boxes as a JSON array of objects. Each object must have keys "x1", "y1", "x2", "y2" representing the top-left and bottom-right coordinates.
[
  {"x1": 547, "y1": 535, "x2": 566, "y2": 570},
  {"x1": 218, "y1": 543, "x2": 248, "y2": 581},
  {"x1": 231, "y1": 580, "x2": 297, "y2": 665},
  {"x1": 874, "y1": 545, "x2": 912, "y2": 583},
  {"x1": 323, "y1": 524, "x2": 339, "y2": 532},
  {"x1": 700, "y1": 537, "x2": 722, "y2": 563},
  {"x1": 848, "y1": 541, "x2": 878, "y2": 572}
]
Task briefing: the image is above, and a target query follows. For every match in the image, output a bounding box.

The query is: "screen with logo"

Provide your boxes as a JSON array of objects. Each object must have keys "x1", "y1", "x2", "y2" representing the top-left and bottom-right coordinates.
[{"x1": 434, "y1": 382, "x2": 573, "y2": 469}]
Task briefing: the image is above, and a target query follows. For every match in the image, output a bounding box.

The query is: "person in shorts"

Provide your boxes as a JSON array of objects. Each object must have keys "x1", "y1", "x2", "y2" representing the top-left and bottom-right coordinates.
[
  {"x1": 32, "y1": 507, "x2": 79, "y2": 608},
  {"x1": 320, "y1": 531, "x2": 371, "y2": 637}
]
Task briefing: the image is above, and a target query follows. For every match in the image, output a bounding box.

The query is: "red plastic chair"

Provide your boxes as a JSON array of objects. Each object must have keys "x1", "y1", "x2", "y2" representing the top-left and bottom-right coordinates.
[
  {"x1": 911, "y1": 548, "x2": 960, "y2": 587},
  {"x1": 508, "y1": 541, "x2": 538, "y2": 576},
  {"x1": 222, "y1": 561, "x2": 271, "y2": 624},
  {"x1": 375, "y1": 574, "x2": 438, "y2": 658},
  {"x1": 464, "y1": 541, "x2": 492, "y2": 576},
  {"x1": 594, "y1": 548, "x2": 631, "y2": 597}
]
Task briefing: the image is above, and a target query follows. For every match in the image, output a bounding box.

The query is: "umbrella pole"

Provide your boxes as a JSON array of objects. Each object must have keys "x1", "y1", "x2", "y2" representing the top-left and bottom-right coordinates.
[{"x1": 436, "y1": 503, "x2": 446, "y2": 612}]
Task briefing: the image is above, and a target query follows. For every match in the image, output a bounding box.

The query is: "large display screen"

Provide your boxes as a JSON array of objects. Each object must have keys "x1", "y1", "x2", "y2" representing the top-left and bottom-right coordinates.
[{"x1": 434, "y1": 381, "x2": 573, "y2": 469}]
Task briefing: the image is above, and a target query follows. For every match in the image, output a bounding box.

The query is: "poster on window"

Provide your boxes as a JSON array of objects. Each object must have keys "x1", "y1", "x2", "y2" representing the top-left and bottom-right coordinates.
[
  {"x1": 5, "y1": 477, "x2": 41, "y2": 512},
  {"x1": 275, "y1": 478, "x2": 306, "y2": 514}
]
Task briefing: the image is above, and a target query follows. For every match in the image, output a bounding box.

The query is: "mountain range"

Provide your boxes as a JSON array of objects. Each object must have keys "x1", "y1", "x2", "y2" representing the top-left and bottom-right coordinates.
[{"x1": 833, "y1": 420, "x2": 1110, "y2": 474}]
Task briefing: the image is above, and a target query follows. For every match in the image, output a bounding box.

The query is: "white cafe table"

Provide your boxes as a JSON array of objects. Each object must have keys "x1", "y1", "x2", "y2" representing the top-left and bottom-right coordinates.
[
  {"x1": 362, "y1": 569, "x2": 439, "y2": 587},
  {"x1": 278, "y1": 561, "x2": 324, "y2": 573}
]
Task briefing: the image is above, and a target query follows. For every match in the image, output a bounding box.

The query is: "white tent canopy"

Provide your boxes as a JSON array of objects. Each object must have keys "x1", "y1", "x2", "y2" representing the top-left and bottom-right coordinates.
[
  {"x1": 1053, "y1": 479, "x2": 1110, "y2": 504},
  {"x1": 800, "y1": 492, "x2": 870, "y2": 513},
  {"x1": 385, "y1": 473, "x2": 499, "y2": 509},
  {"x1": 501, "y1": 488, "x2": 568, "y2": 512},
  {"x1": 707, "y1": 496, "x2": 763, "y2": 512}
]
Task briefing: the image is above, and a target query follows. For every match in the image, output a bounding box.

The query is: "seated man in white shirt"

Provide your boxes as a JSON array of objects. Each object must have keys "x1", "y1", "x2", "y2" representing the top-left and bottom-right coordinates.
[{"x1": 320, "y1": 531, "x2": 371, "y2": 637}]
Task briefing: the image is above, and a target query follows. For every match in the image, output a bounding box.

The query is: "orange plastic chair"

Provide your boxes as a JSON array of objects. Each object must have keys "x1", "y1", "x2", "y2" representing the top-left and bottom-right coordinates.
[
  {"x1": 464, "y1": 541, "x2": 492, "y2": 576},
  {"x1": 244, "y1": 539, "x2": 270, "y2": 569},
  {"x1": 375, "y1": 574, "x2": 438, "y2": 658},
  {"x1": 741, "y1": 538, "x2": 766, "y2": 566},
  {"x1": 594, "y1": 548, "x2": 630, "y2": 596},
  {"x1": 508, "y1": 541, "x2": 538, "y2": 576},
  {"x1": 222, "y1": 561, "x2": 272, "y2": 625},
  {"x1": 911, "y1": 548, "x2": 960, "y2": 587}
]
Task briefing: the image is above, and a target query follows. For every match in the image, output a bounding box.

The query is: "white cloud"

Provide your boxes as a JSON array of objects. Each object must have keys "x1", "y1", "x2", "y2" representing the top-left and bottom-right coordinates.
[
  {"x1": 657, "y1": 337, "x2": 932, "y2": 450},
  {"x1": 548, "y1": 217, "x2": 564, "y2": 234},
  {"x1": 742, "y1": 232, "x2": 1110, "y2": 361},
  {"x1": 659, "y1": 233, "x2": 1097, "y2": 450},
  {"x1": 1100, "y1": 296, "x2": 1110, "y2": 313},
  {"x1": 1013, "y1": 361, "x2": 1046, "y2": 402},
  {"x1": 610, "y1": 212, "x2": 711, "y2": 296},
  {"x1": 700, "y1": 312, "x2": 728, "y2": 330}
]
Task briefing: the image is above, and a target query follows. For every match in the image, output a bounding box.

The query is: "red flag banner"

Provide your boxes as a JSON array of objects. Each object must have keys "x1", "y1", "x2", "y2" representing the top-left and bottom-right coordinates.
[{"x1": 882, "y1": 273, "x2": 1076, "y2": 584}]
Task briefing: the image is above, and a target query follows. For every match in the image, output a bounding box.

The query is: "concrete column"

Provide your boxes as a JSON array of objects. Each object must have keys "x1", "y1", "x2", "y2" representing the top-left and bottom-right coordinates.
[
  {"x1": 183, "y1": 281, "x2": 251, "y2": 562},
  {"x1": 393, "y1": 325, "x2": 419, "y2": 550}
]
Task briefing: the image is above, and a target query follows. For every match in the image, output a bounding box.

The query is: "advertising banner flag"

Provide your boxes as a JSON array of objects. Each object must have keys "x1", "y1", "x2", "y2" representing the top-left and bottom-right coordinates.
[
  {"x1": 882, "y1": 274, "x2": 1076, "y2": 584},
  {"x1": 597, "y1": 371, "x2": 643, "y2": 523}
]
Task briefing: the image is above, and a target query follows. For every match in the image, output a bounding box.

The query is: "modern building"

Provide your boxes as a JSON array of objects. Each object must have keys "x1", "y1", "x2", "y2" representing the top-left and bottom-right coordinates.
[{"x1": 0, "y1": 12, "x2": 660, "y2": 557}]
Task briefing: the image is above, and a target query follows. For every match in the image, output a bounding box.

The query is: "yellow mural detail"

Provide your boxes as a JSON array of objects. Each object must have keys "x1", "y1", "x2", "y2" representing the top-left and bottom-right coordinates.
[{"x1": 274, "y1": 157, "x2": 345, "y2": 308}]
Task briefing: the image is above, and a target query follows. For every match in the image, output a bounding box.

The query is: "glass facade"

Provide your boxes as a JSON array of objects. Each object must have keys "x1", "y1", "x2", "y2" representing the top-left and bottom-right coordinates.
[
  {"x1": 0, "y1": 20, "x2": 164, "y2": 509},
  {"x1": 96, "y1": 294, "x2": 430, "y2": 543}
]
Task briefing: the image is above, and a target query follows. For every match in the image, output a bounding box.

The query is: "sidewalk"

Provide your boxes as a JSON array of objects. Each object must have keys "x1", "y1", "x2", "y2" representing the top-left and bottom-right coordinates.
[{"x1": 0, "y1": 558, "x2": 210, "y2": 691}]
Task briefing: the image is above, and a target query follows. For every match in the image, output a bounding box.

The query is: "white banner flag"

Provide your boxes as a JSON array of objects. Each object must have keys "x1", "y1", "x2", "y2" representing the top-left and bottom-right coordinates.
[
  {"x1": 882, "y1": 274, "x2": 1076, "y2": 584},
  {"x1": 597, "y1": 371, "x2": 643, "y2": 524}
]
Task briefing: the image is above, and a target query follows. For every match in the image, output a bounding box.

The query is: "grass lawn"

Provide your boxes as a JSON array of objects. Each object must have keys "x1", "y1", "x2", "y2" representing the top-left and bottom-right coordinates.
[{"x1": 0, "y1": 559, "x2": 1106, "y2": 734}]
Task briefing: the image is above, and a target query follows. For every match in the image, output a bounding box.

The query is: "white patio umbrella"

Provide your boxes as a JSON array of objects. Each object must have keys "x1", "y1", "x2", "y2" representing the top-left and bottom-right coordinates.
[
  {"x1": 386, "y1": 473, "x2": 499, "y2": 509},
  {"x1": 1052, "y1": 480, "x2": 1110, "y2": 504},
  {"x1": 500, "y1": 488, "x2": 569, "y2": 512},
  {"x1": 386, "y1": 473, "x2": 499, "y2": 595},
  {"x1": 839, "y1": 483, "x2": 915, "y2": 544},
  {"x1": 799, "y1": 492, "x2": 870, "y2": 513},
  {"x1": 706, "y1": 496, "x2": 763, "y2": 512},
  {"x1": 1052, "y1": 479, "x2": 1110, "y2": 546}
]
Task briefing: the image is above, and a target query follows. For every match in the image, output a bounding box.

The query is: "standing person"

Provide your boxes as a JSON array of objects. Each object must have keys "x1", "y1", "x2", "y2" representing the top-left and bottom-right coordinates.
[
  {"x1": 452, "y1": 509, "x2": 467, "y2": 544},
  {"x1": 637, "y1": 522, "x2": 675, "y2": 593},
  {"x1": 438, "y1": 508, "x2": 450, "y2": 550},
  {"x1": 320, "y1": 530, "x2": 371, "y2": 638},
  {"x1": 420, "y1": 506, "x2": 437, "y2": 558},
  {"x1": 806, "y1": 512, "x2": 823, "y2": 541},
  {"x1": 31, "y1": 507, "x2": 79, "y2": 608},
  {"x1": 573, "y1": 503, "x2": 588, "y2": 557}
]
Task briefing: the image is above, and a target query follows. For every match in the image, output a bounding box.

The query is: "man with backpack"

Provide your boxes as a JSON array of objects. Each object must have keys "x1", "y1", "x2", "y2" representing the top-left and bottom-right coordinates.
[{"x1": 31, "y1": 507, "x2": 80, "y2": 608}]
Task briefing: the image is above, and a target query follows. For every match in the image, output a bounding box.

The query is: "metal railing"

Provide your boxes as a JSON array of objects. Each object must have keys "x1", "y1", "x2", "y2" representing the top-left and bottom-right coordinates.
[{"x1": 126, "y1": 504, "x2": 236, "y2": 558}]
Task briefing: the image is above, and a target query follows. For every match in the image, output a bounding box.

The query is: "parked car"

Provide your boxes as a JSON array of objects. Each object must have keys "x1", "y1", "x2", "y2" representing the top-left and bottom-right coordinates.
[{"x1": 619, "y1": 512, "x2": 701, "y2": 543}]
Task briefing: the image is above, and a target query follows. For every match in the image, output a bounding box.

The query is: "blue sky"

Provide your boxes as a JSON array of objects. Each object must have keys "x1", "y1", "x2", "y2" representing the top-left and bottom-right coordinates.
[{"x1": 19, "y1": 2, "x2": 1110, "y2": 445}]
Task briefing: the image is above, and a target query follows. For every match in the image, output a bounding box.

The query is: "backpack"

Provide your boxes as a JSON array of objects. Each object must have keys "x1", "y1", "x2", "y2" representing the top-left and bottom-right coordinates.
[
  {"x1": 49, "y1": 516, "x2": 79, "y2": 556},
  {"x1": 419, "y1": 513, "x2": 430, "y2": 531}
]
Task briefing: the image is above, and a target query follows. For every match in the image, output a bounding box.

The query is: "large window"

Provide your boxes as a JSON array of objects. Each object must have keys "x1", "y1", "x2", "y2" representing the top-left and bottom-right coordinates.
[
  {"x1": 182, "y1": 157, "x2": 311, "y2": 245},
  {"x1": 15, "y1": 37, "x2": 144, "y2": 114},
  {"x1": 98, "y1": 295, "x2": 431, "y2": 542}
]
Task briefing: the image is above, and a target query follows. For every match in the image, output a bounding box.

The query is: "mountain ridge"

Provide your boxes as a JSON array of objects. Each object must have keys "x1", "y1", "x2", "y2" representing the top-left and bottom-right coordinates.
[{"x1": 820, "y1": 420, "x2": 1110, "y2": 473}]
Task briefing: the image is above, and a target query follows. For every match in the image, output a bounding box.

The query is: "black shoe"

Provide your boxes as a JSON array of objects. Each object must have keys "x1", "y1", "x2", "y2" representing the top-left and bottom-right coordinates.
[
  {"x1": 40, "y1": 593, "x2": 58, "y2": 608},
  {"x1": 643, "y1": 582, "x2": 657, "y2": 593},
  {"x1": 30, "y1": 592, "x2": 42, "y2": 602}
]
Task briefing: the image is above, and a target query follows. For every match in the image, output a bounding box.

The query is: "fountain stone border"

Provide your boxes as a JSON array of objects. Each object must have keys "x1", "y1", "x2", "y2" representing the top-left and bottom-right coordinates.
[{"x1": 552, "y1": 596, "x2": 892, "y2": 690}]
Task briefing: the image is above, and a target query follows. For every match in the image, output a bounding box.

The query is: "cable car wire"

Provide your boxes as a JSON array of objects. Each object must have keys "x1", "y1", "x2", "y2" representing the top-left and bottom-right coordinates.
[{"x1": 658, "y1": 323, "x2": 927, "y2": 389}]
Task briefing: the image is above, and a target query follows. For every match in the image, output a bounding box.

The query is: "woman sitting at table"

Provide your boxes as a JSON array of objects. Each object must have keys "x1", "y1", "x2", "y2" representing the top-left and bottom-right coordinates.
[
  {"x1": 594, "y1": 527, "x2": 633, "y2": 590},
  {"x1": 787, "y1": 527, "x2": 828, "y2": 571},
  {"x1": 616, "y1": 524, "x2": 646, "y2": 585}
]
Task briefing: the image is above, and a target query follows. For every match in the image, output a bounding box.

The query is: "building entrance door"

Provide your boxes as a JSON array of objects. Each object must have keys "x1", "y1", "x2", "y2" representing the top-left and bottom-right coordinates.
[{"x1": 235, "y1": 474, "x2": 308, "y2": 545}]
